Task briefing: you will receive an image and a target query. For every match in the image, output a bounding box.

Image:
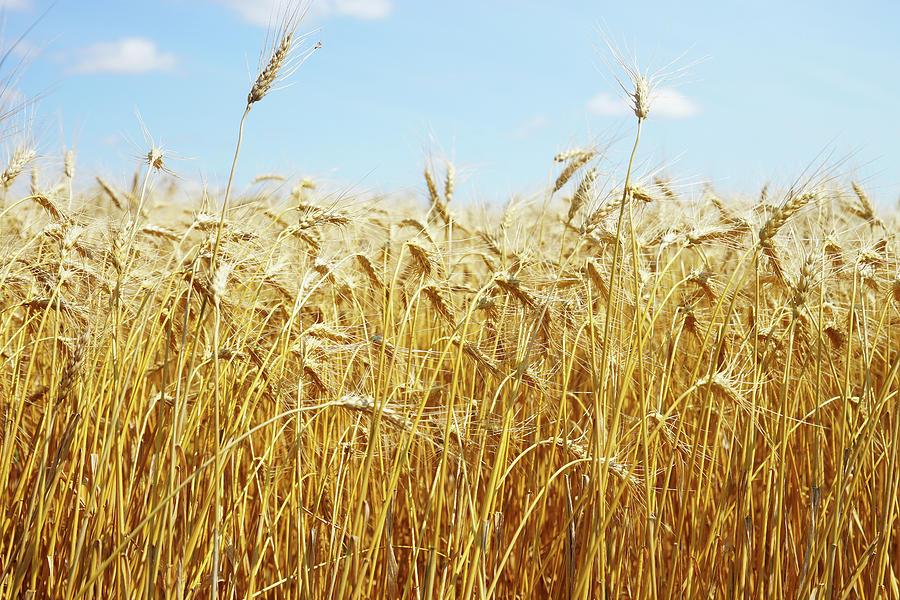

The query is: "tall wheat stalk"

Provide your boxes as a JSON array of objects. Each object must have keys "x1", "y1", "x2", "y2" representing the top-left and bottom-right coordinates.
[{"x1": 207, "y1": 4, "x2": 318, "y2": 598}]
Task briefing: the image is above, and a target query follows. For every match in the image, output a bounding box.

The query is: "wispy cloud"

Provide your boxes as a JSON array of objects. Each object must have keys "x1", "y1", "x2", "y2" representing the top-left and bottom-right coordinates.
[
  {"x1": 0, "y1": 0, "x2": 32, "y2": 11},
  {"x1": 213, "y1": 0, "x2": 392, "y2": 27},
  {"x1": 211, "y1": 0, "x2": 278, "y2": 26},
  {"x1": 1, "y1": 38, "x2": 38, "y2": 59},
  {"x1": 97, "y1": 133, "x2": 122, "y2": 147},
  {"x1": 69, "y1": 38, "x2": 177, "y2": 75},
  {"x1": 588, "y1": 88, "x2": 700, "y2": 119},
  {"x1": 587, "y1": 93, "x2": 629, "y2": 118},
  {"x1": 512, "y1": 114, "x2": 549, "y2": 140},
  {"x1": 330, "y1": 0, "x2": 391, "y2": 19}
]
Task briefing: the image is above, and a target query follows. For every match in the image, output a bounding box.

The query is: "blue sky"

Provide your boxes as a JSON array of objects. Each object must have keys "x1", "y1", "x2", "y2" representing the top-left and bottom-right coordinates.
[{"x1": 2, "y1": 0, "x2": 899, "y2": 205}]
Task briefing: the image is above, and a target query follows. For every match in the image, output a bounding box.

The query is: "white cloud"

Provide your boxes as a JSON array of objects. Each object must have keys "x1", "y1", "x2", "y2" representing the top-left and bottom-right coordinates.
[
  {"x1": 70, "y1": 38, "x2": 177, "y2": 75},
  {"x1": 651, "y1": 89, "x2": 702, "y2": 118},
  {"x1": 213, "y1": 0, "x2": 274, "y2": 26},
  {"x1": 331, "y1": 0, "x2": 391, "y2": 19},
  {"x1": 1, "y1": 38, "x2": 37, "y2": 59},
  {"x1": 513, "y1": 114, "x2": 549, "y2": 140},
  {"x1": 588, "y1": 88, "x2": 700, "y2": 119},
  {"x1": 0, "y1": 0, "x2": 32, "y2": 10},
  {"x1": 98, "y1": 134, "x2": 122, "y2": 147},
  {"x1": 587, "y1": 93, "x2": 629, "y2": 117},
  {"x1": 213, "y1": 0, "x2": 392, "y2": 26}
]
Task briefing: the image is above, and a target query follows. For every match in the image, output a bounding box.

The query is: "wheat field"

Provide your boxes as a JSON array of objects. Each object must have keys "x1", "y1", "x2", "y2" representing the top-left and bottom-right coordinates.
[{"x1": 1, "y1": 6, "x2": 900, "y2": 600}]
